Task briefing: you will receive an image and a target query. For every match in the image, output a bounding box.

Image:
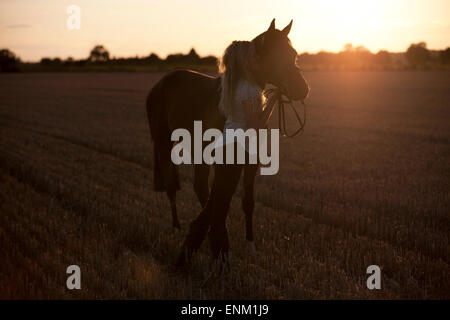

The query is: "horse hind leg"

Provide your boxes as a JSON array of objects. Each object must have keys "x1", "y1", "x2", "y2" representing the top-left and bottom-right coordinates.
[
  {"x1": 166, "y1": 189, "x2": 180, "y2": 229},
  {"x1": 194, "y1": 164, "x2": 210, "y2": 208},
  {"x1": 165, "y1": 161, "x2": 181, "y2": 229},
  {"x1": 156, "y1": 144, "x2": 181, "y2": 229}
]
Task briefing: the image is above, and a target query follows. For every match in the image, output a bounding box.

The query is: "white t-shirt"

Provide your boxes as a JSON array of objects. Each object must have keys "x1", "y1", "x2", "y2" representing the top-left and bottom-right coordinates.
[
  {"x1": 224, "y1": 79, "x2": 264, "y2": 131},
  {"x1": 215, "y1": 79, "x2": 264, "y2": 155}
]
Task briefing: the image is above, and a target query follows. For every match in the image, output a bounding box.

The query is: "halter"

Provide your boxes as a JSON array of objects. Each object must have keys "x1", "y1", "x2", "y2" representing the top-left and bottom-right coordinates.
[{"x1": 264, "y1": 87, "x2": 306, "y2": 138}]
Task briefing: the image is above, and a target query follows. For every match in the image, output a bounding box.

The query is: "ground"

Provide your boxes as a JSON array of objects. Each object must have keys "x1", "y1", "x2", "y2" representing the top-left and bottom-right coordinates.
[{"x1": 0, "y1": 71, "x2": 449, "y2": 299}]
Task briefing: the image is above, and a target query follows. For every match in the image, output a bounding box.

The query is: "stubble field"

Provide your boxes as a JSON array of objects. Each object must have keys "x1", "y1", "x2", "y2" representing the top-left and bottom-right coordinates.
[{"x1": 0, "y1": 71, "x2": 449, "y2": 299}]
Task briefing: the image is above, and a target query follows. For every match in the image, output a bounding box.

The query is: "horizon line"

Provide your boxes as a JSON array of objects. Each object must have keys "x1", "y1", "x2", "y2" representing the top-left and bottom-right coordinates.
[{"x1": 8, "y1": 43, "x2": 450, "y2": 64}]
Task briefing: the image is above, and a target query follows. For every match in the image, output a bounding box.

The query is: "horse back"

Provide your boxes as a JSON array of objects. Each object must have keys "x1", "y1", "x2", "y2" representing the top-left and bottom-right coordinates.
[{"x1": 147, "y1": 70, "x2": 224, "y2": 139}]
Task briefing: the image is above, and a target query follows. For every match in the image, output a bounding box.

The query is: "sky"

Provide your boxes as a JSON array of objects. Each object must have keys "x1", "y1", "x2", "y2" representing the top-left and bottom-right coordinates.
[{"x1": 0, "y1": 0, "x2": 449, "y2": 62}]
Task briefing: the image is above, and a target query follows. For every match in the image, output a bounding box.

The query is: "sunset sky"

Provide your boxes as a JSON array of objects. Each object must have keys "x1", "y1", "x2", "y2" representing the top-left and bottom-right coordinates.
[{"x1": 1, "y1": 0, "x2": 449, "y2": 61}]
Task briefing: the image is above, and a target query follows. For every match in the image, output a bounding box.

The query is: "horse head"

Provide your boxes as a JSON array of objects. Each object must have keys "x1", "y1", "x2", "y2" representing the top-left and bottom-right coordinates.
[{"x1": 250, "y1": 19, "x2": 310, "y2": 101}]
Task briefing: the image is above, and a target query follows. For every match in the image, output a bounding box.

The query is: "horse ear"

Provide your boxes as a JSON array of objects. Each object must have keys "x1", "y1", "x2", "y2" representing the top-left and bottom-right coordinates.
[
  {"x1": 282, "y1": 20, "x2": 293, "y2": 36},
  {"x1": 268, "y1": 18, "x2": 276, "y2": 31}
]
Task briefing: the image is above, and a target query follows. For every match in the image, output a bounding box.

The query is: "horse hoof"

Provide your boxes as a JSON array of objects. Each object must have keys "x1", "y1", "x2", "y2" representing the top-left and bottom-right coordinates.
[{"x1": 247, "y1": 241, "x2": 256, "y2": 254}]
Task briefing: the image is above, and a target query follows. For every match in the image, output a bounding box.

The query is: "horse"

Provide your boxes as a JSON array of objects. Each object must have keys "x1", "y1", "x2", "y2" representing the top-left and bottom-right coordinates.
[{"x1": 146, "y1": 18, "x2": 310, "y2": 265}]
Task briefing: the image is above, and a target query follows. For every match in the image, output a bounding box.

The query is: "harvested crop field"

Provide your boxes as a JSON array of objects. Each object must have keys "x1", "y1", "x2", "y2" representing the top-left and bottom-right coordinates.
[{"x1": 0, "y1": 71, "x2": 449, "y2": 299}]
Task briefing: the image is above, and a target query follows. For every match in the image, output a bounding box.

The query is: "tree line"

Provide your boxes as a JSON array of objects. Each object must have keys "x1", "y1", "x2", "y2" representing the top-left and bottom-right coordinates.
[
  {"x1": 299, "y1": 42, "x2": 450, "y2": 70},
  {"x1": 1, "y1": 42, "x2": 450, "y2": 72}
]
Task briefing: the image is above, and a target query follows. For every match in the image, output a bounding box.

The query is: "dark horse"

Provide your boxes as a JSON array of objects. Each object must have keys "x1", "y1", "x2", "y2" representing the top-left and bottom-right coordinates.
[{"x1": 146, "y1": 19, "x2": 309, "y2": 264}]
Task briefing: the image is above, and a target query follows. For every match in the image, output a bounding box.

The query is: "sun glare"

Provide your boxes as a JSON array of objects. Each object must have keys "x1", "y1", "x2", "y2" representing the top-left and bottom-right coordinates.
[{"x1": 290, "y1": 0, "x2": 389, "y2": 52}]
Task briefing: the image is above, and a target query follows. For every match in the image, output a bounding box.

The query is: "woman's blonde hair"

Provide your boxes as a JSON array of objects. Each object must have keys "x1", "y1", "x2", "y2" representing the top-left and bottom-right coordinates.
[{"x1": 218, "y1": 40, "x2": 254, "y2": 116}]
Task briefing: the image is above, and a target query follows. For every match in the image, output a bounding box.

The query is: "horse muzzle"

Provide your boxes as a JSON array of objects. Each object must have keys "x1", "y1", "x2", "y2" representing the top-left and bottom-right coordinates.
[{"x1": 281, "y1": 69, "x2": 310, "y2": 102}]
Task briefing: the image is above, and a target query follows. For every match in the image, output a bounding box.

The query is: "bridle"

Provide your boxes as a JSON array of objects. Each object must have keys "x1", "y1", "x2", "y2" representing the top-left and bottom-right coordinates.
[{"x1": 264, "y1": 87, "x2": 306, "y2": 138}]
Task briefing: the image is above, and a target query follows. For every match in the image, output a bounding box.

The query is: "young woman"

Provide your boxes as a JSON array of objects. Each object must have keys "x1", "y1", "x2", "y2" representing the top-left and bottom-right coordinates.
[{"x1": 178, "y1": 40, "x2": 278, "y2": 264}]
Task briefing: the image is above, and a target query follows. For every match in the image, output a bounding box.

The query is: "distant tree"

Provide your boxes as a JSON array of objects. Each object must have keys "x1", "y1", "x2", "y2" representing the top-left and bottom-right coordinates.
[
  {"x1": 40, "y1": 57, "x2": 53, "y2": 66},
  {"x1": 339, "y1": 44, "x2": 372, "y2": 69},
  {"x1": 200, "y1": 55, "x2": 218, "y2": 66},
  {"x1": 343, "y1": 43, "x2": 354, "y2": 52},
  {"x1": 342, "y1": 43, "x2": 368, "y2": 52},
  {"x1": 187, "y1": 48, "x2": 200, "y2": 62},
  {"x1": 63, "y1": 57, "x2": 74, "y2": 67},
  {"x1": 145, "y1": 53, "x2": 162, "y2": 64},
  {"x1": 0, "y1": 49, "x2": 20, "y2": 72},
  {"x1": 374, "y1": 50, "x2": 392, "y2": 69},
  {"x1": 166, "y1": 48, "x2": 203, "y2": 65},
  {"x1": 314, "y1": 51, "x2": 334, "y2": 69},
  {"x1": 89, "y1": 45, "x2": 110, "y2": 62},
  {"x1": 165, "y1": 53, "x2": 185, "y2": 65},
  {"x1": 298, "y1": 52, "x2": 325, "y2": 69},
  {"x1": 40, "y1": 57, "x2": 62, "y2": 66},
  {"x1": 406, "y1": 42, "x2": 430, "y2": 67},
  {"x1": 74, "y1": 59, "x2": 87, "y2": 67},
  {"x1": 440, "y1": 47, "x2": 450, "y2": 65},
  {"x1": 355, "y1": 45, "x2": 369, "y2": 53}
]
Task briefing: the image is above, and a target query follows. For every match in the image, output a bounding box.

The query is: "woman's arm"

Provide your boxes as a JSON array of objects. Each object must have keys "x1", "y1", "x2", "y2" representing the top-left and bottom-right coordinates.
[{"x1": 243, "y1": 93, "x2": 278, "y2": 129}]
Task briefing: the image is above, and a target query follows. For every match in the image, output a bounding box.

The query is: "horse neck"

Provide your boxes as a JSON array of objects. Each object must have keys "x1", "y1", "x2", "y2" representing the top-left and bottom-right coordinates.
[{"x1": 246, "y1": 66, "x2": 266, "y2": 91}]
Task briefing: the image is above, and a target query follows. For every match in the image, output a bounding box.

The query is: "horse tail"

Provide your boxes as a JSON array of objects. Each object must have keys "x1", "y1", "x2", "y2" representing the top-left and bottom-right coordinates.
[{"x1": 146, "y1": 78, "x2": 180, "y2": 192}]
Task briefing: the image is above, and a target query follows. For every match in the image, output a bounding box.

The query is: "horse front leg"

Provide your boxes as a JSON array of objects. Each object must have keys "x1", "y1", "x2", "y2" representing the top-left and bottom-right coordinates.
[{"x1": 242, "y1": 163, "x2": 258, "y2": 253}]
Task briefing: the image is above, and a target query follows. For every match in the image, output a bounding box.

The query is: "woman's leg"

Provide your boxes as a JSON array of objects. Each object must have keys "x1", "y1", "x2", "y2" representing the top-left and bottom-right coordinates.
[
  {"x1": 176, "y1": 143, "x2": 245, "y2": 266},
  {"x1": 176, "y1": 194, "x2": 213, "y2": 266},
  {"x1": 242, "y1": 163, "x2": 259, "y2": 250},
  {"x1": 208, "y1": 161, "x2": 244, "y2": 260},
  {"x1": 177, "y1": 161, "x2": 243, "y2": 265}
]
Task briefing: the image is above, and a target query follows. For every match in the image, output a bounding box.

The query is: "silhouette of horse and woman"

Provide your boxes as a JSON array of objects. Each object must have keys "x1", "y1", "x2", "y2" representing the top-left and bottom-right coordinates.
[{"x1": 146, "y1": 19, "x2": 310, "y2": 267}]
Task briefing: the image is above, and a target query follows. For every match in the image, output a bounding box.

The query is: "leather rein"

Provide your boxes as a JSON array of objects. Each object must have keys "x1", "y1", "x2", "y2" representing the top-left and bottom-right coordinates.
[{"x1": 264, "y1": 87, "x2": 306, "y2": 138}]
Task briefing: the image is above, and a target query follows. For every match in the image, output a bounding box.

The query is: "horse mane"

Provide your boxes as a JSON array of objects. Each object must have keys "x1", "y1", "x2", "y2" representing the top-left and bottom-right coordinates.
[{"x1": 218, "y1": 40, "x2": 253, "y2": 117}]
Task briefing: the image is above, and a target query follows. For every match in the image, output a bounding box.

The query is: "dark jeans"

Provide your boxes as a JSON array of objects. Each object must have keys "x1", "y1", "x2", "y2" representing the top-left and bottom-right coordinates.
[{"x1": 182, "y1": 143, "x2": 257, "y2": 259}]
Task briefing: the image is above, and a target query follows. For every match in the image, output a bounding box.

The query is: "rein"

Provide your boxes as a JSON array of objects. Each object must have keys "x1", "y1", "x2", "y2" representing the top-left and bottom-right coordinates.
[{"x1": 264, "y1": 87, "x2": 306, "y2": 138}]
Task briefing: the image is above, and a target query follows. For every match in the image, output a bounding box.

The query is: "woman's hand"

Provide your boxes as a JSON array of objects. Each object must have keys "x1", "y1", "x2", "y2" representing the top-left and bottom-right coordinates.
[
  {"x1": 243, "y1": 96, "x2": 277, "y2": 130},
  {"x1": 243, "y1": 99, "x2": 262, "y2": 129}
]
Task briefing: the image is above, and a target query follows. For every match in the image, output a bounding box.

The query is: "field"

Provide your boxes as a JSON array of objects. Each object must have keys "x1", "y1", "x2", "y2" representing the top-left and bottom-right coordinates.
[{"x1": 0, "y1": 71, "x2": 449, "y2": 299}]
